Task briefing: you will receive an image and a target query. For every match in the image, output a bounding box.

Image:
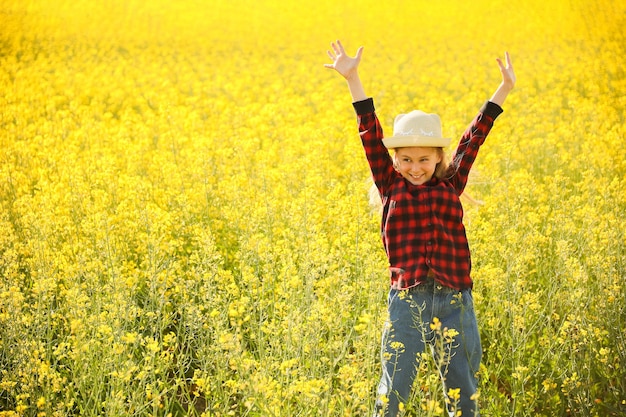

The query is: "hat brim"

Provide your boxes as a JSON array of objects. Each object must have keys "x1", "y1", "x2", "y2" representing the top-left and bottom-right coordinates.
[{"x1": 382, "y1": 135, "x2": 451, "y2": 149}]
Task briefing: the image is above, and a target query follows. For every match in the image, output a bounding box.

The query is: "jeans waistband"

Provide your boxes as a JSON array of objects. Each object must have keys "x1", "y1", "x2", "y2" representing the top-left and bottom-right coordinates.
[{"x1": 409, "y1": 278, "x2": 460, "y2": 293}]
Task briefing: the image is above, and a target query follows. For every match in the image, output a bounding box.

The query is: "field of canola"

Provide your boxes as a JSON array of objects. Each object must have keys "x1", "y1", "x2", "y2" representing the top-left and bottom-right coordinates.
[{"x1": 0, "y1": 0, "x2": 624, "y2": 416}]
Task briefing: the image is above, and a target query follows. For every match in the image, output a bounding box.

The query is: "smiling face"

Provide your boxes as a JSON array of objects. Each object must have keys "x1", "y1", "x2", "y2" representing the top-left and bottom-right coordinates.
[{"x1": 393, "y1": 147, "x2": 443, "y2": 185}]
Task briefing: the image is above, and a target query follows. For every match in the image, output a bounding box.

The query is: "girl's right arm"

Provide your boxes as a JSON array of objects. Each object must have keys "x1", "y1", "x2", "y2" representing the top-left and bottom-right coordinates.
[
  {"x1": 324, "y1": 40, "x2": 367, "y2": 102},
  {"x1": 353, "y1": 98, "x2": 395, "y2": 196},
  {"x1": 325, "y1": 41, "x2": 395, "y2": 195}
]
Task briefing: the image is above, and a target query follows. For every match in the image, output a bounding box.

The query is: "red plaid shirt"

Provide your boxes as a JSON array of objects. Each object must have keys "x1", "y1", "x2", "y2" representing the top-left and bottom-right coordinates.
[{"x1": 354, "y1": 98, "x2": 503, "y2": 290}]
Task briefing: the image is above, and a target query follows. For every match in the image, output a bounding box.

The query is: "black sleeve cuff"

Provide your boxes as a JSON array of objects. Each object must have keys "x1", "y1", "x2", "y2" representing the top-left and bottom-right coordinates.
[
  {"x1": 481, "y1": 101, "x2": 504, "y2": 119},
  {"x1": 352, "y1": 97, "x2": 375, "y2": 115}
]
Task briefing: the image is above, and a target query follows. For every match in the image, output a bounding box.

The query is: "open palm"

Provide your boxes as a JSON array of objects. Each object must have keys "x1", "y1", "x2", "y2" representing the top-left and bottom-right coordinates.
[{"x1": 324, "y1": 40, "x2": 363, "y2": 80}]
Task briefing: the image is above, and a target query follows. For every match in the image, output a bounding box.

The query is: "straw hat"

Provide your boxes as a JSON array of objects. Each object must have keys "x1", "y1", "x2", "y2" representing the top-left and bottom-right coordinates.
[{"x1": 382, "y1": 110, "x2": 451, "y2": 149}]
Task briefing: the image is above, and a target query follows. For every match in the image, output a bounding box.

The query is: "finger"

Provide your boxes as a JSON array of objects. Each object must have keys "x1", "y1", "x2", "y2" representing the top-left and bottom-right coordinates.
[
  {"x1": 505, "y1": 51, "x2": 513, "y2": 68},
  {"x1": 336, "y1": 39, "x2": 346, "y2": 54},
  {"x1": 355, "y1": 46, "x2": 364, "y2": 62},
  {"x1": 496, "y1": 57, "x2": 505, "y2": 71},
  {"x1": 327, "y1": 50, "x2": 335, "y2": 60}
]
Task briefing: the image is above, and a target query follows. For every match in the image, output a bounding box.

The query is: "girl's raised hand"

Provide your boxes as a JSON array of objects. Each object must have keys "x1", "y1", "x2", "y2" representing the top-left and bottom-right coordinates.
[
  {"x1": 490, "y1": 52, "x2": 516, "y2": 106},
  {"x1": 324, "y1": 40, "x2": 363, "y2": 80},
  {"x1": 496, "y1": 52, "x2": 516, "y2": 89}
]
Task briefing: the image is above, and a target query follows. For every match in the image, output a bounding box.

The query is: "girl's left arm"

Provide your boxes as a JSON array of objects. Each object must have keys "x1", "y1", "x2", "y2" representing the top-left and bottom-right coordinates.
[
  {"x1": 490, "y1": 52, "x2": 516, "y2": 106},
  {"x1": 448, "y1": 52, "x2": 516, "y2": 193},
  {"x1": 448, "y1": 102, "x2": 502, "y2": 194}
]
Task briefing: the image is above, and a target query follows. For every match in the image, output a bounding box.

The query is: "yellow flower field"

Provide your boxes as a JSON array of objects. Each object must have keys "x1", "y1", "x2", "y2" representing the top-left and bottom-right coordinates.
[{"x1": 0, "y1": 0, "x2": 624, "y2": 416}]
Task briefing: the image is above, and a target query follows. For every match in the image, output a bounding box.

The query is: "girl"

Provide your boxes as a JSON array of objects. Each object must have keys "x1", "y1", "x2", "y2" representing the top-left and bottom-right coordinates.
[{"x1": 325, "y1": 40, "x2": 515, "y2": 417}]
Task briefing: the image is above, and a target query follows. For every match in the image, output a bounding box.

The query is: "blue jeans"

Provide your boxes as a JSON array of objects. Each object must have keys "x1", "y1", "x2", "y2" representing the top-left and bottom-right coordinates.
[{"x1": 375, "y1": 280, "x2": 482, "y2": 417}]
